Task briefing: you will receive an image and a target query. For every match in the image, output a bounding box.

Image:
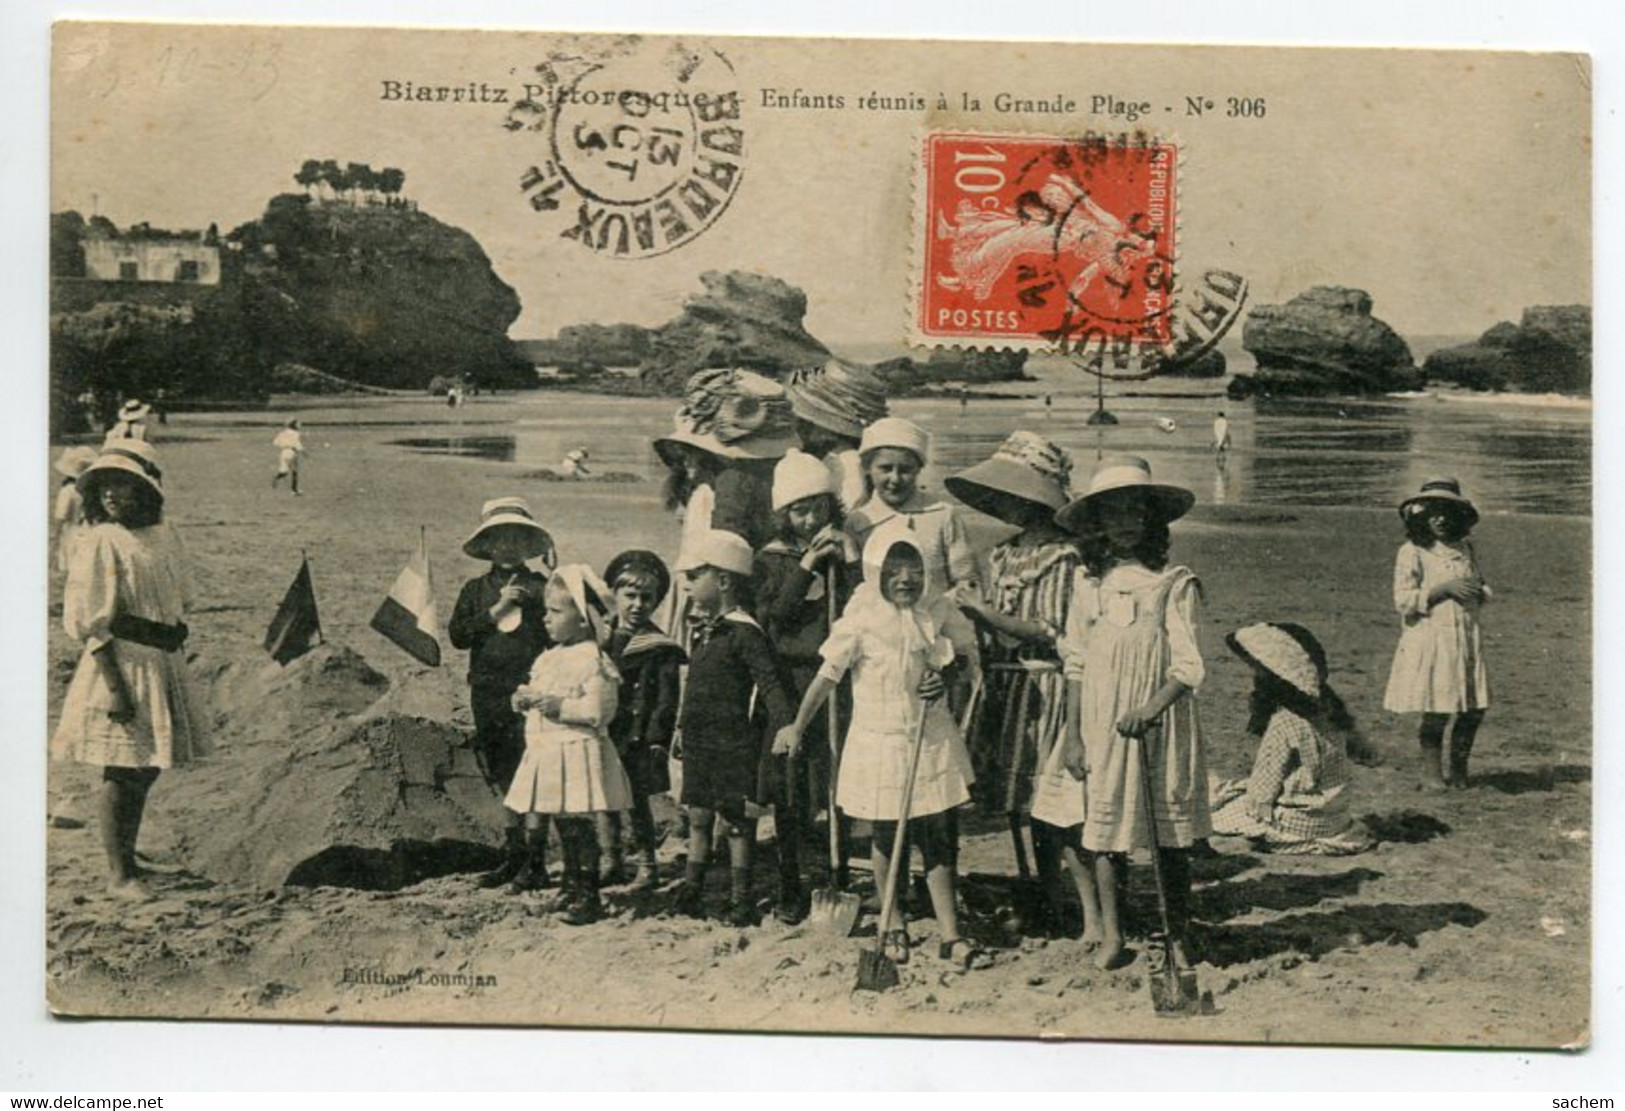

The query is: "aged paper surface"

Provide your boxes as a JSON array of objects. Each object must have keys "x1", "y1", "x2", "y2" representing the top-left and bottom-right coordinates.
[{"x1": 46, "y1": 22, "x2": 1591, "y2": 1046}]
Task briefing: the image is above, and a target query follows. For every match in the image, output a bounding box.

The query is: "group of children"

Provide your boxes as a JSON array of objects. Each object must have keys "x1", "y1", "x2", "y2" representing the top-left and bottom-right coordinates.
[{"x1": 50, "y1": 371, "x2": 1494, "y2": 979}]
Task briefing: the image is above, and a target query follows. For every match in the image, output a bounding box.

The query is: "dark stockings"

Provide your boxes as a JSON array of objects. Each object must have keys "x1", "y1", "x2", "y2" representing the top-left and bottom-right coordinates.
[{"x1": 1448, "y1": 709, "x2": 1486, "y2": 788}]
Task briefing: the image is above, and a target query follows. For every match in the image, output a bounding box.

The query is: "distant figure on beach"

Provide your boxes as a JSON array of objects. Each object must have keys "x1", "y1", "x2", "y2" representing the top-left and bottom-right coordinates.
[
  {"x1": 271, "y1": 420, "x2": 306, "y2": 496},
  {"x1": 560, "y1": 448, "x2": 591, "y2": 479},
  {"x1": 959, "y1": 385, "x2": 969, "y2": 412},
  {"x1": 1210, "y1": 623, "x2": 1375, "y2": 855},
  {"x1": 1383, "y1": 478, "x2": 1492, "y2": 792},
  {"x1": 1044, "y1": 394, "x2": 1053, "y2": 417},
  {"x1": 1212, "y1": 411, "x2": 1232, "y2": 464},
  {"x1": 105, "y1": 399, "x2": 151, "y2": 445}
]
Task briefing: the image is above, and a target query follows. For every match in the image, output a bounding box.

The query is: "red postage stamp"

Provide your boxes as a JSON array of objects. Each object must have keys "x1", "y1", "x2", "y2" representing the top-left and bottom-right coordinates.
[{"x1": 915, "y1": 132, "x2": 1178, "y2": 349}]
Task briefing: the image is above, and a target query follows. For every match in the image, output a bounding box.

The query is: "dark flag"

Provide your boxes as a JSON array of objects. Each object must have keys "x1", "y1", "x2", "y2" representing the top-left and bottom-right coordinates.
[
  {"x1": 265, "y1": 556, "x2": 323, "y2": 665},
  {"x1": 370, "y1": 529, "x2": 443, "y2": 667}
]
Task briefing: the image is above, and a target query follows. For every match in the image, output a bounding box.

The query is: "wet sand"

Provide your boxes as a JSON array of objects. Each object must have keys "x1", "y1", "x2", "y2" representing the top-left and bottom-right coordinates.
[{"x1": 44, "y1": 396, "x2": 1591, "y2": 1046}]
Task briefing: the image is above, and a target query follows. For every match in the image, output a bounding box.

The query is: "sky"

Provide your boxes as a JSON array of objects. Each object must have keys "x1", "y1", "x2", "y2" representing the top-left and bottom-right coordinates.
[{"x1": 51, "y1": 25, "x2": 1592, "y2": 346}]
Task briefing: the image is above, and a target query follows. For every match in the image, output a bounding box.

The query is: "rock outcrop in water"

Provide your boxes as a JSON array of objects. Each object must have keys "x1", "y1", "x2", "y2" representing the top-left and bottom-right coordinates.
[
  {"x1": 161, "y1": 644, "x2": 504, "y2": 891},
  {"x1": 1423, "y1": 306, "x2": 1591, "y2": 394},
  {"x1": 638, "y1": 271, "x2": 833, "y2": 394},
  {"x1": 1239, "y1": 286, "x2": 1420, "y2": 395}
]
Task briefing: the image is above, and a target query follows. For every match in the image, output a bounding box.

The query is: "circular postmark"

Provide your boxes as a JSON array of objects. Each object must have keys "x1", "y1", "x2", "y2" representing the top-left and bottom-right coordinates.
[{"x1": 508, "y1": 43, "x2": 745, "y2": 259}]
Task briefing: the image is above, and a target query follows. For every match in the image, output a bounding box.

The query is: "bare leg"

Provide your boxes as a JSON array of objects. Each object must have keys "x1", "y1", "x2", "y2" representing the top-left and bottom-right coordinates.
[
  {"x1": 1065, "y1": 845, "x2": 1103, "y2": 948},
  {"x1": 1418, "y1": 714, "x2": 1449, "y2": 792},
  {"x1": 1093, "y1": 852, "x2": 1127, "y2": 970}
]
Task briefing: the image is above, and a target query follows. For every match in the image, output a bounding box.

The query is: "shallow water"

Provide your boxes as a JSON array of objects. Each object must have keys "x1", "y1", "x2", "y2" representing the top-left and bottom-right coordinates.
[{"x1": 379, "y1": 389, "x2": 1590, "y2": 518}]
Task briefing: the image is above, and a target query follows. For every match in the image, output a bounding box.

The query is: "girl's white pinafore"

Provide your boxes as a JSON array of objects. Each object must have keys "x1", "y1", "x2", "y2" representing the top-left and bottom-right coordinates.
[
  {"x1": 504, "y1": 641, "x2": 634, "y2": 815},
  {"x1": 51, "y1": 522, "x2": 209, "y2": 769},
  {"x1": 1382, "y1": 540, "x2": 1491, "y2": 713},
  {"x1": 1051, "y1": 561, "x2": 1211, "y2": 852},
  {"x1": 821, "y1": 601, "x2": 978, "y2": 822}
]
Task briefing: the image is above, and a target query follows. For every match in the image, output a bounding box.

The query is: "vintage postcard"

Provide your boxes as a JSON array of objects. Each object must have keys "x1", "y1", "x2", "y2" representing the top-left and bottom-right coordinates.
[{"x1": 46, "y1": 23, "x2": 1591, "y2": 1046}]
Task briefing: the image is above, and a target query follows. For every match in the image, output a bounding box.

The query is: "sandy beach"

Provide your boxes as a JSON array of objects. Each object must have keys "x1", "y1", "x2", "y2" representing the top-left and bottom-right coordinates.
[{"x1": 44, "y1": 393, "x2": 1591, "y2": 1047}]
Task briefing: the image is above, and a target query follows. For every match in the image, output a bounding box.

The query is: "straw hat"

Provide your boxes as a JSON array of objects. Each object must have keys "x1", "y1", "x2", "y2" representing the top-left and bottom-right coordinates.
[
  {"x1": 462, "y1": 497, "x2": 556, "y2": 563},
  {"x1": 945, "y1": 431, "x2": 1073, "y2": 521},
  {"x1": 675, "y1": 529, "x2": 754, "y2": 576},
  {"x1": 1055, "y1": 454, "x2": 1194, "y2": 533},
  {"x1": 78, "y1": 440, "x2": 164, "y2": 502},
  {"x1": 858, "y1": 416, "x2": 931, "y2": 463},
  {"x1": 786, "y1": 358, "x2": 889, "y2": 440},
  {"x1": 653, "y1": 369, "x2": 798, "y2": 466},
  {"x1": 1226, "y1": 622, "x2": 1328, "y2": 699},
  {"x1": 604, "y1": 549, "x2": 672, "y2": 604},
  {"x1": 54, "y1": 446, "x2": 98, "y2": 479},
  {"x1": 772, "y1": 449, "x2": 836, "y2": 512},
  {"x1": 117, "y1": 399, "x2": 151, "y2": 423},
  {"x1": 1399, "y1": 477, "x2": 1479, "y2": 528}
]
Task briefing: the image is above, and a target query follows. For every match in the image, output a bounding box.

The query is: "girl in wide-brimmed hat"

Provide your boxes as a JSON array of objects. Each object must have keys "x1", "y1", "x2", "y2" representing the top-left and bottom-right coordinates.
[
  {"x1": 1052, "y1": 454, "x2": 1209, "y2": 971},
  {"x1": 447, "y1": 497, "x2": 558, "y2": 892},
  {"x1": 104, "y1": 399, "x2": 152, "y2": 445},
  {"x1": 1382, "y1": 477, "x2": 1492, "y2": 790},
  {"x1": 51, "y1": 439, "x2": 209, "y2": 900},
  {"x1": 1210, "y1": 623, "x2": 1375, "y2": 855},
  {"x1": 945, "y1": 432, "x2": 1098, "y2": 940}
]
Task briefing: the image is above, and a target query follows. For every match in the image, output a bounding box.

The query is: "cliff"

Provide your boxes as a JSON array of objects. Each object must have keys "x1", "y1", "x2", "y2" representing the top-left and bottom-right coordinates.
[
  {"x1": 1423, "y1": 306, "x2": 1591, "y2": 394},
  {"x1": 1239, "y1": 286, "x2": 1421, "y2": 395}
]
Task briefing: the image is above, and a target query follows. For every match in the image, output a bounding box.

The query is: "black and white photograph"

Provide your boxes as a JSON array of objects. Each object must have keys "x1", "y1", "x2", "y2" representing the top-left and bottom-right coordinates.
[{"x1": 37, "y1": 19, "x2": 1593, "y2": 1050}]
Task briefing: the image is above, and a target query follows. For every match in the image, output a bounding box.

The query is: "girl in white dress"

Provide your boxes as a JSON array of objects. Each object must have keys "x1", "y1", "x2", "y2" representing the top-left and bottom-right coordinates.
[
  {"x1": 1382, "y1": 478, "x2": 1491, "y2": 791},
  {"x1": 505, "y1": 565, "x2": 632, "y2": 924},
  {"x1": 51, "y1": 440, "x2": 208, "y2": 900},
  {"x1": 776, "y1": 524, "x2": 990, "y2": 970},
  {"x1": 1054, "y1": 456, "x2": 1209, "y2": 972}
]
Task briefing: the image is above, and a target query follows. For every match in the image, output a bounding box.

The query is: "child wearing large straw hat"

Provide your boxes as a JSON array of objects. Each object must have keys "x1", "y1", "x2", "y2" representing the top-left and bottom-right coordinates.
[
  {"x1": 51, "y1": 439, "x2": 208, "y2": 900},
  {"x1": 104, "y1": 399, "x2": 152, "y2": 445},
  {"x1": 1053, "y1": 455, "x2": 1209, "y2": 971},
  {"x1": 448, "y1": 497, "x2": 557, "y2": 891},
  {"x1": 946, "y1": 431, "x2": 1095, "y2": 939},
  {"x1": 1211, "y1": 623, "x2": 1375, "y2": 855},
  {"x1": 1382, "y1": 477, "x2": 1493, "y2": 791}
]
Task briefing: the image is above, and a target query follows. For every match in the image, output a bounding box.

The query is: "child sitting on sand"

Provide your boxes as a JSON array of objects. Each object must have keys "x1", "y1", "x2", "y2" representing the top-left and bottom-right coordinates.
[
  {"x1": 754, "y1": 450, "x2": 858, "y2": 922},
  {"x1": 671, "y1": 530, "x2": 795, "y2": 926},
  {"x1": 51, "y1": 440, "x2": 209, "y2": 899},
  {"x1": 448, "y1": 498, "x2": 556, "y2": 891},
  {"x1": 505, "y1": 566, "x2": 630, "y2": 925},
  {"x1": 1383, "y1": 478, "x2": 1492, "y2": 791},
  {"x1": 1211, "y1": 623, "x2": 1375, "y2": 855},
  {"x1": 601, "y1": 550, "x2": 685, "y2": 891},
  {"x1": 846, "y1": 417, "x2": 978, "y2": 589},
  {"x1": 776, "y1": 526, "x2": 991, "y2": 970},
  {"x1": 1053, "y1": 455, "x2": 1210, "y2": 972}
]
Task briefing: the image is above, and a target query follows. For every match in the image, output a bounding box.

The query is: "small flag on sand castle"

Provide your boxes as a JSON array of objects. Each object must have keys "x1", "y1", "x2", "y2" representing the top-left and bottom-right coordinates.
[
  {"x1": 265, "y1": 555, "x2": 323, "y2": 665},
  {"x1": 370, "y1": 527, "x2": 442, "y2": 667}
]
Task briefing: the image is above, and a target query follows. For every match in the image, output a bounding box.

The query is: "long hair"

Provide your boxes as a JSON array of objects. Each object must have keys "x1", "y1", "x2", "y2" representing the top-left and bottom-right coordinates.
[
  {"x1": 773, "y1": 492, "x2": 844, "y2": 547},
  {"x1": 1068, "y1": 500, "x2": 1171, "y2": 575},
  {"x1": 660, "y1": 446, "x2": 722, "y2": 514},
  {"x1": 1244, "y1": 623, "x2": 1372, "y2": 759},
  {"x1": 79, "y1": 472, "x2": 163, "y2": 529},
  {"x1": 1403, "y1": 502, "x2": 1474, "y2": 546}
]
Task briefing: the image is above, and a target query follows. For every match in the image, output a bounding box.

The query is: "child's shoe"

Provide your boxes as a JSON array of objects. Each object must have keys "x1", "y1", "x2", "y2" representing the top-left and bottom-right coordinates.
[
  {"x1": 671, "y1": 881, "x2": 706, "y2": 919},
  {"x1": 629, "y1": 851, "x2": 661, "y2": 892},
  {"x1": 478, "y1": 827, "x2": 525, "y2": 889},
  {"x1": 774, "y1": 880, "x2": 809, "y2": 926},
  {"x1": 508, "y1": 830, "x2": 551, "y2": 893},
  {"x1": 560, "y1": 876, "x2": 602, "y2": 927},
  {"x1": 724, "y1": 898, "x2": 760, "y2": 928}
]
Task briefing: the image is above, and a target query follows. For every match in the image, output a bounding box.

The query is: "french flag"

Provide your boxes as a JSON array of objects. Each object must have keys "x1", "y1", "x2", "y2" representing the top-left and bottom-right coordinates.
[{"x1": 370, "y1": 529, "x2": 442, "y2": 667}]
